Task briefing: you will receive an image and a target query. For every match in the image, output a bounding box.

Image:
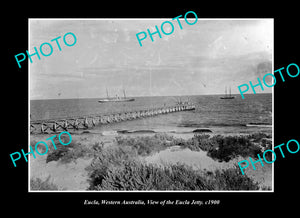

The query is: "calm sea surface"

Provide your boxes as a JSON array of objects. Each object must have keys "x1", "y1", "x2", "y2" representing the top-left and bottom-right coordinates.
[{"x1": 30, "y1": 94, "x2": 272, "y2": 135}]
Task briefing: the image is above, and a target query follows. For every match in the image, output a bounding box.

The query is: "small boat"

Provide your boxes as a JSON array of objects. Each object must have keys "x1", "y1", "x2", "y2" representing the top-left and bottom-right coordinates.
[
  {"x1": 98, "y1": 89, "x2": 135, "y2": 103},
  {"x1": 220, "y1": 86, "x2": 235, "y2": 99}
]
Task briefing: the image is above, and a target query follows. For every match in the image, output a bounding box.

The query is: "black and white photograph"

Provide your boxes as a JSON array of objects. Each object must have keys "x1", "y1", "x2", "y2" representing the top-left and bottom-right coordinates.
[
  {"x1": 29, "y1": 18, "x2": 273, "y2": 191},
  {"x1": 4, "y1": 3, "x2": 300, "y2": 212}
]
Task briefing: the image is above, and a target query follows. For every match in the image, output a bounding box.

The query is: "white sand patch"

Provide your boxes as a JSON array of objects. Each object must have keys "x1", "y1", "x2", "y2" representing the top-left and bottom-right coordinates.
[{"x1": 30, "y1": 155, "x2": 93, "y2": 191}]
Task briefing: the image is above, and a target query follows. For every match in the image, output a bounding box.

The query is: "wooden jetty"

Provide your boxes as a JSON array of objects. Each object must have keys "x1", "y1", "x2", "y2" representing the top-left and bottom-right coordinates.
[{"x1": 30, "y1": 104, "x2": 196, "y2": 134}]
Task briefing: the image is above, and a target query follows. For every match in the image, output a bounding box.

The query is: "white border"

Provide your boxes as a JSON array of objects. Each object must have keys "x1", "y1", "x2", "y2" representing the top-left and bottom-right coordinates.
[{"x1": 28, "y1": 18, "x2": 274, "y2": 193}]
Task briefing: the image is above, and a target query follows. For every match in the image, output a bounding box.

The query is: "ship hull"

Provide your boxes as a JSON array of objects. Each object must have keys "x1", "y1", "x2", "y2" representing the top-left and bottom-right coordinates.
[
  {"x1": 98, "y1": 98, "x2": 135, "y2": 103},
  {"x1": 220, "y1": 97, "x2": 235, "y2": 99}
]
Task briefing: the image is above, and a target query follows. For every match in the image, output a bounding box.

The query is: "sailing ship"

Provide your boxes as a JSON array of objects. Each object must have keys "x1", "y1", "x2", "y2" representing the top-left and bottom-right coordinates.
[
  {"x1": 220, "y1": 86, "x2": 235, "y2": 99},
  {"x1": 98, "y1": 89, "x2": 135, "y2": 103}
]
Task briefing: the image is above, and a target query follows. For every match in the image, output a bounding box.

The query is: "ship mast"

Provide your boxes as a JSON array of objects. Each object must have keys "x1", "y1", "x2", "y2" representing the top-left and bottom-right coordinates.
[
  {"x1": 106, "y1": 88, "x2": 109, "y2": 99},
  {"x1": 123, "y1": 89, "x2": 126, "y2": 99}
]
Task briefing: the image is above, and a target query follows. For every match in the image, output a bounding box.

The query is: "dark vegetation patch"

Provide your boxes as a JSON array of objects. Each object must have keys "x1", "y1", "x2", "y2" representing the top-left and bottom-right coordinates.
[{"x1": 186, "y1": 134, "x2": 263, "y2": 162}]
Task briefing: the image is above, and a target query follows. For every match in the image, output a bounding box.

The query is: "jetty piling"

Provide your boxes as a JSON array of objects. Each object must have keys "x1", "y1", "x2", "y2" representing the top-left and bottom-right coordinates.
[{"x1": 30, "y1": 104, "x2": 195, "y2": 134}]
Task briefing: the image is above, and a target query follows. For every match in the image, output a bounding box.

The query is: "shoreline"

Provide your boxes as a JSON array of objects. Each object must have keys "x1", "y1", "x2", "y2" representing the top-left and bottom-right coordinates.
[{"x1": 30, "y1": 123, "x2": 272, "y2": 137}]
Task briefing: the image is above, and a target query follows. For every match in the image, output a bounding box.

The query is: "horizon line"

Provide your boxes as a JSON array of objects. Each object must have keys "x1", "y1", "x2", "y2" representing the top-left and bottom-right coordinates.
[{"x1": 30, "y1": 92, "x2": 272, "y2": 101}]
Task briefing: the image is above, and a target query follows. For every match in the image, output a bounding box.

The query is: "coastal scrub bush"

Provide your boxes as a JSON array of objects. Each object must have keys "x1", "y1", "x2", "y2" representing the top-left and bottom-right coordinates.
[
  {"x1": 115, "y1": 133, "x2": 266, "y2": 163},
  {"x1": 86, "y1": 145, "x2": 138, "y2": 190},
  {"x1": 178, "y1": 134, "x2": 262, "y2": 162},
  {"x1": 89, "y1": 161, "x2": 259, "y2": 191},
  {"x1": 115, "y1": 133, "x2": 175, "y2": 156},
  {"x1": 46, "y1": 146, "x2": 69, "y2": 163},
  {"x1": 260, "y1": 138, "x2": 273, "y2": 161},
  {"x1": 46, "y1": 140, "x2": 95, "y2": 163},
  {"x1": 30, "y1": 139, "x2": 48, "y2": 154},
  {"x1": 92, "y1": 162, "x2": 212, "y2": 190},
  {"x1": 211, "y1": 166, "x2": 260, "y2": 190},
  {"x1": 186, "y1": 134, "x2": 218, "y2": 151},
  {"x1": 86, "y1": 134, "x2": 262, "y2": 190},
  {"x1": 183, "y1": 134, "x2": 262, "y2": 162},
  {"x1": 207, "y1": 135, "x2": 262, "y2": 162},
  {"x1": 249, "y1": 132, "x2": 272, "y2": 142}
]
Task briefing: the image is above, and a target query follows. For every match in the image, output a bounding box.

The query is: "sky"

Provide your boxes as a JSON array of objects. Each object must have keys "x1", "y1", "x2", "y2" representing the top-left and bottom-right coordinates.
[{"x1": 29, "y1": 19, "x2": 273, "y2": 100}]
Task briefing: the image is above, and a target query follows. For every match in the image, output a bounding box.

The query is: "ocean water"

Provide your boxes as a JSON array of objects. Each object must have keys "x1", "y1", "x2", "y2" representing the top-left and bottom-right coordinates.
[{"x1": 30, "y1": 93, "x2": 272, "y2": 135}]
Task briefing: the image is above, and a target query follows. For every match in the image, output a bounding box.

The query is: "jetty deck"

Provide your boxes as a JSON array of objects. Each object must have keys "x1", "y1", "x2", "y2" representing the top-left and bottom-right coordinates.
[{"x1": 30, "y1": 104, "x2": 195, "y2": 134}]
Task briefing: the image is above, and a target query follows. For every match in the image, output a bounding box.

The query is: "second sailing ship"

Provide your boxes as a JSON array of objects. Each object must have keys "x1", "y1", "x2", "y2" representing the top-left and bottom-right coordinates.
[
  {"x1": 98, "y1": 89, "x2": 135, "y2": 103},
  {"x1": 220, "y1": 86, "x2": 235, "y2": 99}
]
